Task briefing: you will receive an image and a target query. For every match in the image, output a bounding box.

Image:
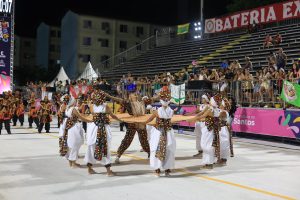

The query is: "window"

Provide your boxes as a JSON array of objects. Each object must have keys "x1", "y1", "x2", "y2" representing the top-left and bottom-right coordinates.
[
  {"x1": 136, "y1": 26, "x2": 144, "y2": 36},
  {"x1": 50, "y1": 30, "x2": 56, "y2": 37},
  {"x1": 57, "y1": 45, "x2": 61, "y2": 52},
  {"x1": 136, "y1": 42, "x2": 142, "y2": 51},
  {"x1": 99, "y1": 38, "x2": 109, "y2": 47},
  {"x1": 83, "y1": 20, "x2": 92, "y2": 29},
  {"x1": 101, "y1": 55, "x2": 109, "y2": 62},
  {"x1": 82, "y1": 54, "x2": 91, "y2": 62},
  {"x1": 101, "y1": 22, "x2": 110, "y2": 30},
  {"x1": 24, "y1": 41, "x2": 31, "y2": 47},
  {"x1": 120, "y1": 24, "x2": 128, "y2": 33},
  {"x1": 82, "y1": 37, "x2": 91, "y2": 46},
  {"x1": 119, "y1": 40, "x2": 127, "y2": 50},
  {"x1": 49, "y1": 44, "x2": 55, "y2": 52},
  {"x1": 57, "y1": 31, "x2": 61, "y2": 38}
]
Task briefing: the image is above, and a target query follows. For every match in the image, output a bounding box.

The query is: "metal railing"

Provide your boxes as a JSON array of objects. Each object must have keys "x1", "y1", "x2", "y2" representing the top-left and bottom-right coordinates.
[
  {"x1": 16, "y1": 78, "x2": 300, "y2": 110},
  {"x1": 93, "y1": 35, "x2": 156, "y2": 73},
  {"x1": 114, "y1": 78, "x2": 299, "y2": 108}
]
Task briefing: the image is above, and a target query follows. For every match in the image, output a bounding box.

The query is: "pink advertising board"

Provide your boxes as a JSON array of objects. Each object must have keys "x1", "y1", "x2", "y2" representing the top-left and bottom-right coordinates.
[{"x1": 232, "y1": 107, "x2": 300, "y2": 139}]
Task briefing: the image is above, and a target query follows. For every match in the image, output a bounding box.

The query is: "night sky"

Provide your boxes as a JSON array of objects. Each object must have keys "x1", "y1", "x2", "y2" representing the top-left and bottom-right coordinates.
[{"x1": 15, "y1": 0, "x2": 231, "y2": 37}]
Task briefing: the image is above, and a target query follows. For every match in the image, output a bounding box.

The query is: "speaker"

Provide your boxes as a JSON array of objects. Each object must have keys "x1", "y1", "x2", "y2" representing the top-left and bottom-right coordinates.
[{"x1": 187, "y1": 80, "x2": 212, "y2": 90}]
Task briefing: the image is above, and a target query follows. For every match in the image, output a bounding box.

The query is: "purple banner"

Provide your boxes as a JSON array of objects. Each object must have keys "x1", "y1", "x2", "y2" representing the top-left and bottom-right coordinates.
[{"x1": 0, "y1": 15, "x2": 12, "y2": 93}]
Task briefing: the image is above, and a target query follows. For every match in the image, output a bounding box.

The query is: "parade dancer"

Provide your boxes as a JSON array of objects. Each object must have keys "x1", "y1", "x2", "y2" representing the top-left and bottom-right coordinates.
[
  {"x1": 142, "y1": 90, "x2": 176, "y2": 177},
  {"x1": 77, "y1": 96, "x2": 89, "y2": 133},
  {"x1": 59, "y1": 98, "x2": 84, "y2": 168},
  {"x1": 218, "y1": 97, "x2": 232, "y2": 166},
  {"x1": 79, "y1": 89, "x2": 122, "y2": 176},
  {"x1": 28, "y1": 97, "x2": 39, "y2": 129},
  {"x1": 38, "y1": 96, "x2": 52, "y2": 133},
  {"x1": 57, "y1": 94, "x2": 69, "y2": 130},
  {"x1": 58, "y1": 94, "x2": 71, "y2": 135},
  {"x1": 12, "y1": 98, "x2": 25, "y2": 126},
  {"x1": 105, "y1": 91, "x2": 151, "y2": 164},
  {"x1": 0, "y1": 94, "x2": 12, "y2": 135},
  {"x1": 188, "y1": 94, "x2": 222, "y2": 169},
  {"x1": 185, "y1": 93, "x2": 210, "y2": 157}
]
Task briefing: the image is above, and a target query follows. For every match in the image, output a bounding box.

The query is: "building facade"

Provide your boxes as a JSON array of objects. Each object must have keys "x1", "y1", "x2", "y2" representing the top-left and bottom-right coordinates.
[
  {"x1": 36, "y1": 23, "x2": 61, "y2": 69},
  {"x1": 14, "y1": 35, "x2": 36, "y2": 68},
  {"x1": 61, "y1": 10, "x2": 162, "y2": 79}
]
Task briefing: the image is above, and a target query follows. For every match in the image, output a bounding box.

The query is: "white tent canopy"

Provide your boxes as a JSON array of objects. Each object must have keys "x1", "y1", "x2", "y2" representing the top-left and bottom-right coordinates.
[
  {"x1": 48, "y1": 66, "x2": 70, "y2": 87},
  {"x1": 77, "y1": 61, "x2": 98, "y2": 81}
]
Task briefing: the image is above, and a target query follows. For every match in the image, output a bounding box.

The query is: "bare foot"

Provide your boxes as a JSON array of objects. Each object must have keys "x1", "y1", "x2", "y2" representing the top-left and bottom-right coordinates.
[
  {"x1": 72, "y1": 162, "x2": 81, "y2": 168},
  {"x1": 88, "y1": 168, "x2": 96, "y2": 174},
  {"x1": 107, "y1": 170, "x2": 115, "y2": 177}
]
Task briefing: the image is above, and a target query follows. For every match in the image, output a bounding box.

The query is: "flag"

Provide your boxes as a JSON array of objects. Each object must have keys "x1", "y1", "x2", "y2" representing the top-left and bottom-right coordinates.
[
  {"x1": 170, "y1": 84, "x2": 185, "y2": 104},
  {"x1": 177, "y1": 23, "x2": 190, "y2": 35},
  {"x1": 280, "y1": 80, "x2": 300, "y2": 107}
]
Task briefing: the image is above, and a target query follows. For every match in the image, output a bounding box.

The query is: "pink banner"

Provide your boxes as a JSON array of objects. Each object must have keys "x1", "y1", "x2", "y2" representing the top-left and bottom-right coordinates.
[{"x1": 232, "y1": 107, "x2": 300, "y2": 139}]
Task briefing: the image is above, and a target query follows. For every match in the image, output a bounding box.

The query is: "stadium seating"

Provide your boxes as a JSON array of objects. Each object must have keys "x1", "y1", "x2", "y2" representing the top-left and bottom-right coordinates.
[{"x1": 102, "y1": 22, "x2": 300, "y2": 81}]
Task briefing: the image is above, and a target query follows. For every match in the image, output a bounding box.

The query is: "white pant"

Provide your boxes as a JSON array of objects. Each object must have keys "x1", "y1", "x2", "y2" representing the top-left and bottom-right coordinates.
[
  {"x1": 200, "y1": 126, "x2": 215, "y2": 165},
  {"x1": 66, "y1": 148, "x2": 80, "y2": 161},
  {"x1": 194, "y1": 122, "x2": 203, "y2": 151},
  {"x1": 149, "y1": 127, "x2": 176, "y2": 170},
  {"x1": 220, "y1": 126, "x2": 230, "y2": 159}
]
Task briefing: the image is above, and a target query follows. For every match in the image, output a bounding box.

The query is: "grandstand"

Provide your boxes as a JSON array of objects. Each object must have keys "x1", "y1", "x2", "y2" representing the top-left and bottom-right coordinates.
[{"x1": 101, "y1": 22, "x2": 300, "y2": 81}]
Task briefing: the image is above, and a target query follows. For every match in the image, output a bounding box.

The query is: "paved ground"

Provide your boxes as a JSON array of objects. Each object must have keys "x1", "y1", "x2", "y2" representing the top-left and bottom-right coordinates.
[{"x1": 0, "y1": 118, "x2": 300, "y2": 200}]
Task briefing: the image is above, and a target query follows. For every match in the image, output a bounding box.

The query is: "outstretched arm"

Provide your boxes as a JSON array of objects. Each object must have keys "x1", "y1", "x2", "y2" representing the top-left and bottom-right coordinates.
[
  {"x1": 106, "y1": 105, "x2": 122, "y2": 122},
  {"x1": 143, "y1": 111, "x2": 157, "y2": 124},
  {"x1": 184, "y1": 106, "x2": 200, "y2": 116},
  {"x1": 105, "y1": 93, "x2": 124, "y2": 104},
  {"x1": 73, "y1": 108, "x2": 93, "y2": 123},
  {"x1": 187, "y1": 108, "x2": 211, "y2": 122}
]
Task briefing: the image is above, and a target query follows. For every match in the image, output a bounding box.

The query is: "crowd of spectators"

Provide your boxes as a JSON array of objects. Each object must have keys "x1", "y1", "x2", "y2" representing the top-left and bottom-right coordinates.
[{"x1": 20, "y1": 30, "x2": 298, "y2": 108}]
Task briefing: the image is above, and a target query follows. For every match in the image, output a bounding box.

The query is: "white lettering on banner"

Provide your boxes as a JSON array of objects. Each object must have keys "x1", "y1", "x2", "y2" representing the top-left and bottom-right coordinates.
[
  {"x1": 283, "y1": 2, "x2": 294, "y2": 18},
  {"x1": 223, "y1": 18, "x2": 232, "y2": 30},
  {"x1": 215, "y1": 19, "x2": 223, "y2": 32},
  {"x1": 205, "y1": 0, "x2": 300, "y2": 33},
  {"x1": 266, "y1": 7, "x2": 276, "y2": 22},
  {"x1": 233, "y1": 118, "x2": 255, "y2": 126},
  {"x1": 231, "y1": 14, "x2": 240, "y2": 28},
  {"x1": 0, "y1": 0, "x2": 12, "y2": 14},
  {"x1": 294, "y1": 1, "x2": 300, "y2": 16},
  {"x1": 250, "y1": 10, "x2": 259, "y2": 24},
  {"x1": 241, "y1": 12, "x2": 249, "y2": 26},
  {"x1": 260, "y1": 8, "x2": 265, "y2": 22}
]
